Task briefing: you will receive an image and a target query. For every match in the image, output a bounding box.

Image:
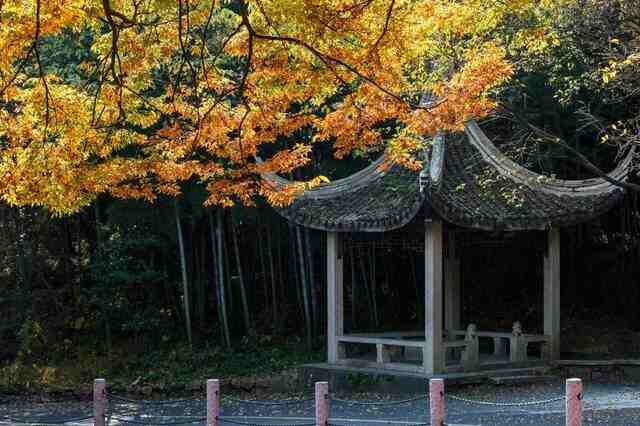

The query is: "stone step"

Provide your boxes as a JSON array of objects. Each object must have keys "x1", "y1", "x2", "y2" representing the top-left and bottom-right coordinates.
[{"x1": 489, "y1": 374, "x2": 556, "y2": 385}]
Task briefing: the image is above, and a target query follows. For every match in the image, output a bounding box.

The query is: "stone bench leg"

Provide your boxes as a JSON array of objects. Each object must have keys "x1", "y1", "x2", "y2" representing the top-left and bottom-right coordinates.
[
  {"x1": 376, "y1": 344, "x2": 391, "y2": 364},
  {"x1": 493, "y1": 337, "x2": 507, "y2": 357},
  {"x1": 461, "y1": 340, "x2": 479, "y2": 370},
  {"x1": 337, "y1": 343, "x2": 346, "y2": 361},
  {"x1": 510, "y1": 336, "x2": 527, "y2": 363}
]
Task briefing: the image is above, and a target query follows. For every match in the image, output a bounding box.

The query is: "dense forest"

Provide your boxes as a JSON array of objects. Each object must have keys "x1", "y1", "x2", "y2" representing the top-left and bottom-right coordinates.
[{"x1": 1, "y1": 0, "x2": 639, "y2": 394}]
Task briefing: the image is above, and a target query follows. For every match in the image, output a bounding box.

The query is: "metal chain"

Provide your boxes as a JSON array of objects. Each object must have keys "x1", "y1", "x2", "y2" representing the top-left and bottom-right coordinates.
[
  {"x1": 328, "y1": 422, "x2": 428, "y2": 426},
  {"x1": 223, "y1": 396, "x2": 314, "y2": 406},
  {"x1": 108, "y1": 416, "x2": 206, "y2": 425},
  {"x1": 106, "y1": 393, "x2": 202, "y2": 405},
  {"x1": 329, "y1": 395, "x2": 425, "y2": 406},
  {"x1": 0, "y1": 414, "x2": 94, "y2": 424},
  {"x1": 446, "y1": 393, "x2": 565, "y2": 407},
  {"x1": 219, "y1": 417, "x2": 315, "y2": 426}
]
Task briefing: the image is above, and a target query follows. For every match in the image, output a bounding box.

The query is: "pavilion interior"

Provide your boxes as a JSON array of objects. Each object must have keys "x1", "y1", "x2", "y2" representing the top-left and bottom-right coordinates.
[{"x1": 335, "y1": 217, "x2": 551, "y2": 372}]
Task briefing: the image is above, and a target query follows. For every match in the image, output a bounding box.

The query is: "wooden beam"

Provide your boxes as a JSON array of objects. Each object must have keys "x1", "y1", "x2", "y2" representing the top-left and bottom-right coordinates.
[
  {"x1": 327, "y1": 232, "x2": 344, "y2": 363},
  {"x1": 424, "y1": 220, "x2": 444, "y2": 374},
  {"x1": 544, "y1": 228, "x2": 561, "y2": 360}
]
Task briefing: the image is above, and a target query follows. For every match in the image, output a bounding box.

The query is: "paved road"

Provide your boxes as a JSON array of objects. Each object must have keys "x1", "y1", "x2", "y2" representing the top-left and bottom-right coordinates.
[{"x1": 3, "y1": 380, "x2": 640, "y2": 425}]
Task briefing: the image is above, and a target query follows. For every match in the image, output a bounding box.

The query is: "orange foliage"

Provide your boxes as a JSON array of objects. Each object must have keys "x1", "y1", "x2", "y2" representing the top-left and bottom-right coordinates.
[{"x1": 0, "y1": 0, "x2": 557, "y2": 214}]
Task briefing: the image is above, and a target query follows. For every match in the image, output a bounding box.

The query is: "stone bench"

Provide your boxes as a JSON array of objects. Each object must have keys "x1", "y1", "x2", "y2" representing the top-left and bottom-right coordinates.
[
  {"x1": 335, "y1": 333, "x2": 477, "y2": 372},
  {"x1": 449, "y1": 322, "x2": 551, "y2": 363}
]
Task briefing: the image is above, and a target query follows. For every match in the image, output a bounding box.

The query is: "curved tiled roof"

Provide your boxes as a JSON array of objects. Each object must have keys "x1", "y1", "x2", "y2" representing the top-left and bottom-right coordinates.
[
  {"x1": 265, "y1": 122, "x2": 632, "y2": 232},
  {"x1": 272, "y1": 160, "x2": 425, "y2": 232},
  {"x1": 426, "y1": 132, "x2": 626, "y2": 231}
]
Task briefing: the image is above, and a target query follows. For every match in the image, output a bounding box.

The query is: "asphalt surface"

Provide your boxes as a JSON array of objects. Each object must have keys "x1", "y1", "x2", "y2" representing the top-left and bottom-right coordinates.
[{"x1": 3, "y1": 380, "x2": 640, "y2": 425}]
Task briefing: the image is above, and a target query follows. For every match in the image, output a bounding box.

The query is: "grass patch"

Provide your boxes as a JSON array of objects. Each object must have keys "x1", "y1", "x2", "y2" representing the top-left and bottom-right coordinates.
[{"x1": 0, "y1": 334, "x2": 323, "y2": 397}]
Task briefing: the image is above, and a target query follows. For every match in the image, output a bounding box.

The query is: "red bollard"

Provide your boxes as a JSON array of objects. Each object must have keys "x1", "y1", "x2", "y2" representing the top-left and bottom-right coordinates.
[
  {"x1": 315, "y1": 381, "x2": 329, "y2": 426},
  {"x1": 566, "y1": 378, "x2": 583, "y2": 426},
  {"x1": 207, "y1": 379, "x2": 220, "y2": 426},
  {"x1": 429, "y1": 378, "x2": 445, "y2": 426},
  {"x1": 93, "y1": 378, "x2": 106, "y2": 426}
]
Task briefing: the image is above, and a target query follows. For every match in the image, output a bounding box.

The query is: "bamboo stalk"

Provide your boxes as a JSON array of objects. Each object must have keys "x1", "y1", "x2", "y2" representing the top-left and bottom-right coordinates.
[
  {"x1": 305, "y1": 228, "x2": 318, "y2": 335},
  {"x1": 350, "y1": 245, "x2": 357, "y2": 329},
  {"x1": 358, "y1": 247, "x2": 374, "y2": 328},
  {"x1": 266, "y1": 222, "x2": 278, "y2": 327},
  {"x1": 296, "y1": 226, "x2": 313, "y2": 348},
  {"x1": 290, "y1": 224, "x2": 303, "y2": 326},
  {"x1": 370, "y1": 246, "x2": 379, "y2": 327},
  {"x1": 257, "y1": 226, "x2": 270, "y2": 320},
  {"x1": 231, "y1": 212, "x2": 251, "y2": 332},
  {"x1": 174, "y1": 199, "x2": 192, "y2": 347},
  {"x1": 209, "y1": 210, "x2": 230, "y2": 349}
]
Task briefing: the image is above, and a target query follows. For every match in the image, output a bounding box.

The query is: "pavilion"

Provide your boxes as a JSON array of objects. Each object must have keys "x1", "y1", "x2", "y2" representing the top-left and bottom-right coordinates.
[{"x1": 265, "y1": 120, "x2": 634, "y2": 375}]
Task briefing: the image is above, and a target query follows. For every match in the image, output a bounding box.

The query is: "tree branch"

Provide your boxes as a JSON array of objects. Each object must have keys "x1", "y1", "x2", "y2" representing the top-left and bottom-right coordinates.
[
  {"x1": 0, "y1": 44, "x2": 35, "y2": 97},
  {"x1": 246, "y1": 26, "x2": 408, "y2": 107},
  {"x1": 505, "y1": 107, "x2": 640, "y2": 192},
  {"x1": 369, "y1": 0, "x2": 395, "y2": 56}
]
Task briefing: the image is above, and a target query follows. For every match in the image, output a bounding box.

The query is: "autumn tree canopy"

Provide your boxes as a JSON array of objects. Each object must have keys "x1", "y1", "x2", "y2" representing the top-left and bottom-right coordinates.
[{"x1": 0, "y1": 0, "x2": 562, "y2": 214}]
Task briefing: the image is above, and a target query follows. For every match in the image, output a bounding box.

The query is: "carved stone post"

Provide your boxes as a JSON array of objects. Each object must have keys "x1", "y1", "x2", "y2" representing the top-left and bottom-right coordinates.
[
  {"x1": 461, "y1": 323, "x2": 479, "y2": 369},
  {"x1": 510, "y1": 321, "x2": 526, "y2": 363}
]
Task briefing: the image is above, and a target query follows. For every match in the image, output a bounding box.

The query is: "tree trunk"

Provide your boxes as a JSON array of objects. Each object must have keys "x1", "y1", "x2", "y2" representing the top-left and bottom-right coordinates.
[
  {"x1": 350, "y1": 245, "x2": 357, "y2": 329},
  {"x1": 216, "y1": 209, "x2": 231, "y2": 349},
  {"x1": 210, "y1": 210, "x2": 231, "y2": 349},
  {"x1": 222, "y1": 213, "x2": 234, "y2": 312},
  {"x1": 290, "y1": 225, "x2": 303, "y2": 326},
  {"x1": 198, "y1": 228, "x2": 207, "y2": 328},
  {"x1": 276, "y1": 222, "x2": 285, "y2": 311},
  {"x1": 296, "y1": 226, "x2": 313, "y2": 348},
  {"x1": 231, "y1": 212, "x2": 251, "y2": 332},
  {"x1": 370, "y1": 246, "x2": 379, "y2": 327},
  {"x1": 94, "y1": 201, "x2": 113, "y2": 349},
  {"x1": 304, "y1": 228, "x2": 319, "y2": 335},
  {"x1": 411, "y1": 253, "x2": 422, "y2": 322},
  {"x1": 358, "y1": 248, "x2": 374, "y2": 328},
  {"x1": 94, "y1": 202, "x2": 103, "y2": 254},
  {"x1": 174, "y1": 199, "x2": 193, "y2": 347},
  {"x1": 257, "y1": 226, "x2": 270, "y2": 320},
  {"x1": 209, "y1": 211, "x2": 224, "y2": 330},
  {"x1": 266, "y1": 223, "x2": 278, "y2": 327}
]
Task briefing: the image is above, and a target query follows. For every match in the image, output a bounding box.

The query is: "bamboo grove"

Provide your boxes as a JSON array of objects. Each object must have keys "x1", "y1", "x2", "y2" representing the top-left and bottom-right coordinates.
[{"x1": 1, "y1": 0, "x2": 640, "y2": 379}]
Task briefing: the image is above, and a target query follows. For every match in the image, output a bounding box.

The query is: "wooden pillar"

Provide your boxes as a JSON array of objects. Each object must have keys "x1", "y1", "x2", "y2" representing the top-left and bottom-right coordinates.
[
  {"x1": 327, "y1": 232, "x2": 344, "y2": 363},
  {"x1": 424, "y1": 220, "x2": 444, "y2": 374},
  {"x1": 444, "y1": 230, "x2": 461, "y2": 332},
  {"x1": 544, "y1": 228, "x2": 561, "y2": 360}
]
